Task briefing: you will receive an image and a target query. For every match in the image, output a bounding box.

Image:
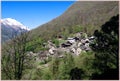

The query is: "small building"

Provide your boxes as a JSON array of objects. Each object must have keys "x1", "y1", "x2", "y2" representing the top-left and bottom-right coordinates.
[
  {"x1": 89, "y1": 36, "x2": 95, "y2": 40},
  {"x1": 61, "y1": 43, "x2": 72, "y2": 48},
  {"x1": 81, "y1": 39, "x2": 86, "y2": 44},
  {"x1": 70, "y1": 48, "x2": 76, "y2": 53},
  {"x1": 67, "y1": 38, "x2": 76, "y2": 44},
  {"x1": 73, "y1": 37, "x2": 80, "y2": 42},
  {"x1": 85, "y1": 38, "x2": 90, "y2": 43},
  {"x1": 76, "y1": 48, "x2": 82, "y2": 55},
  {"x1": 85, "y1": 43, "x2": 89, "y2": 47},
  {"x1": 48, "y1": 47, "x2": 56, "y2": 55},
  {"x1": 78, "y1": 42, "x2": 82, "y2": 47}
]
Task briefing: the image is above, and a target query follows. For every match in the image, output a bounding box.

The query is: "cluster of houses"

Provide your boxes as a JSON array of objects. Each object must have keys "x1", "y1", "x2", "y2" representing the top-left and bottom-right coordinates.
[{"x1": 27, "y1": 32, "x2": 95, "y2": 62}]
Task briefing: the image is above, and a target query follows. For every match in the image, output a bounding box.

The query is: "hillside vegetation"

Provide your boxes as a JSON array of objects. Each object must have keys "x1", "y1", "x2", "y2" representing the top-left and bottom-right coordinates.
[
  {"x1": 2, "y1": 14, "x2": 119, "y2": 80},
  {"x1": 30, "y1": 1, "x2": 118, "y2": 40}
]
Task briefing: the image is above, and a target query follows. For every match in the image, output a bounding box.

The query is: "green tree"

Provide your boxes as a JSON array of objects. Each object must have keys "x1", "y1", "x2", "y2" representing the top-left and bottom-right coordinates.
[
  {"x1": 73, "y1": 25, "x2": 84, "y2": 33},
  {"x1": 1, "y1": 32, "x2": 35, "y2": 80},
  {"x1": 69, "y1": 67, "x2": 84, "y2": 80},
  {"x1": 58, "y1": 53, "x2": 75, "y2": 79},
  {"x1": 91, "y1": 14, "x2": 119, "y2": 80},
  {"x1": 52, "y1": 39, "x2": 60, "y2": 47},
  {"x1": 49, "y1": 56, "x2": 60, "y2": 79}
]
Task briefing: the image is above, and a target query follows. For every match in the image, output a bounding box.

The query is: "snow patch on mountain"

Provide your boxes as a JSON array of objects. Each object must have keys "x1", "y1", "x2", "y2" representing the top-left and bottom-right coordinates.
[
  {"x1": 1, "y1": 18, "x2": 30, "y2": 31},
  {"x1": 1, "y1": 18, "x2": 30, "y2": 43}
]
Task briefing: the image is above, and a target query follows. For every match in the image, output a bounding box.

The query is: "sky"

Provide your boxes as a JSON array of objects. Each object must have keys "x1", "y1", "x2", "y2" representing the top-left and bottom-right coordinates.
[{"x1": 2, "y1": 1, "x2": 75, "y2": 29}]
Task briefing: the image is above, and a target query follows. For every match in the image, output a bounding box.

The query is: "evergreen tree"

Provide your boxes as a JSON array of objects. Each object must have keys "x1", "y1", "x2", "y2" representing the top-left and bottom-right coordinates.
[{"x1": 91, "y1": 14, "x2": 119, "y2": 80}]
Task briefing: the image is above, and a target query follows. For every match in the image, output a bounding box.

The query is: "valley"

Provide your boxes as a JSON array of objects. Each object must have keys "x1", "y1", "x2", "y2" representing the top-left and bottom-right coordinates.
[{"x1": 1, "y1": 1, "x2": 119, "y2": 80}]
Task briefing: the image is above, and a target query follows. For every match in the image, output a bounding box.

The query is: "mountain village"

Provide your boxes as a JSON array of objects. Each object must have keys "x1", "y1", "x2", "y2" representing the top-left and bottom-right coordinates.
[{"x1": 27, "y1": 32, "x2": 95, "y2": 62}]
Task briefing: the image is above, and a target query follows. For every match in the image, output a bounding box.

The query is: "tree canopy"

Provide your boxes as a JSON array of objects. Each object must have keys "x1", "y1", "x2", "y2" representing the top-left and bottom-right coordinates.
[{"x1": 91, "y1": 14, "x2": 119, "y2": 80}]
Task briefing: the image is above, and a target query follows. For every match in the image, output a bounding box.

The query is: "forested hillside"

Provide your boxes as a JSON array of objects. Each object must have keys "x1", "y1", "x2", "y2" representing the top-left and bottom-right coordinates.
[{"x1": 30, "y1": 1, "x2": 118, "y2": 40}]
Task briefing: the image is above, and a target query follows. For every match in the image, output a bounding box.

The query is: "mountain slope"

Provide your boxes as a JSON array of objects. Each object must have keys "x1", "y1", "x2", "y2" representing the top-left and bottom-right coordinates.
[
  {"x1": 31, "y1": 1, "x2": 119, "y2": 40},
  {"x1": 1, "y1": 18, "x2": 30, "y2": 43}
]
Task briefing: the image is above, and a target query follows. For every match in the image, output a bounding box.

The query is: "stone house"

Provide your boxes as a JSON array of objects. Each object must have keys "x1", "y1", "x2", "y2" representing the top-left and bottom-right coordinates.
[{"x1": 76, "y1": 48, "x2": 82, "y2": 55}]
